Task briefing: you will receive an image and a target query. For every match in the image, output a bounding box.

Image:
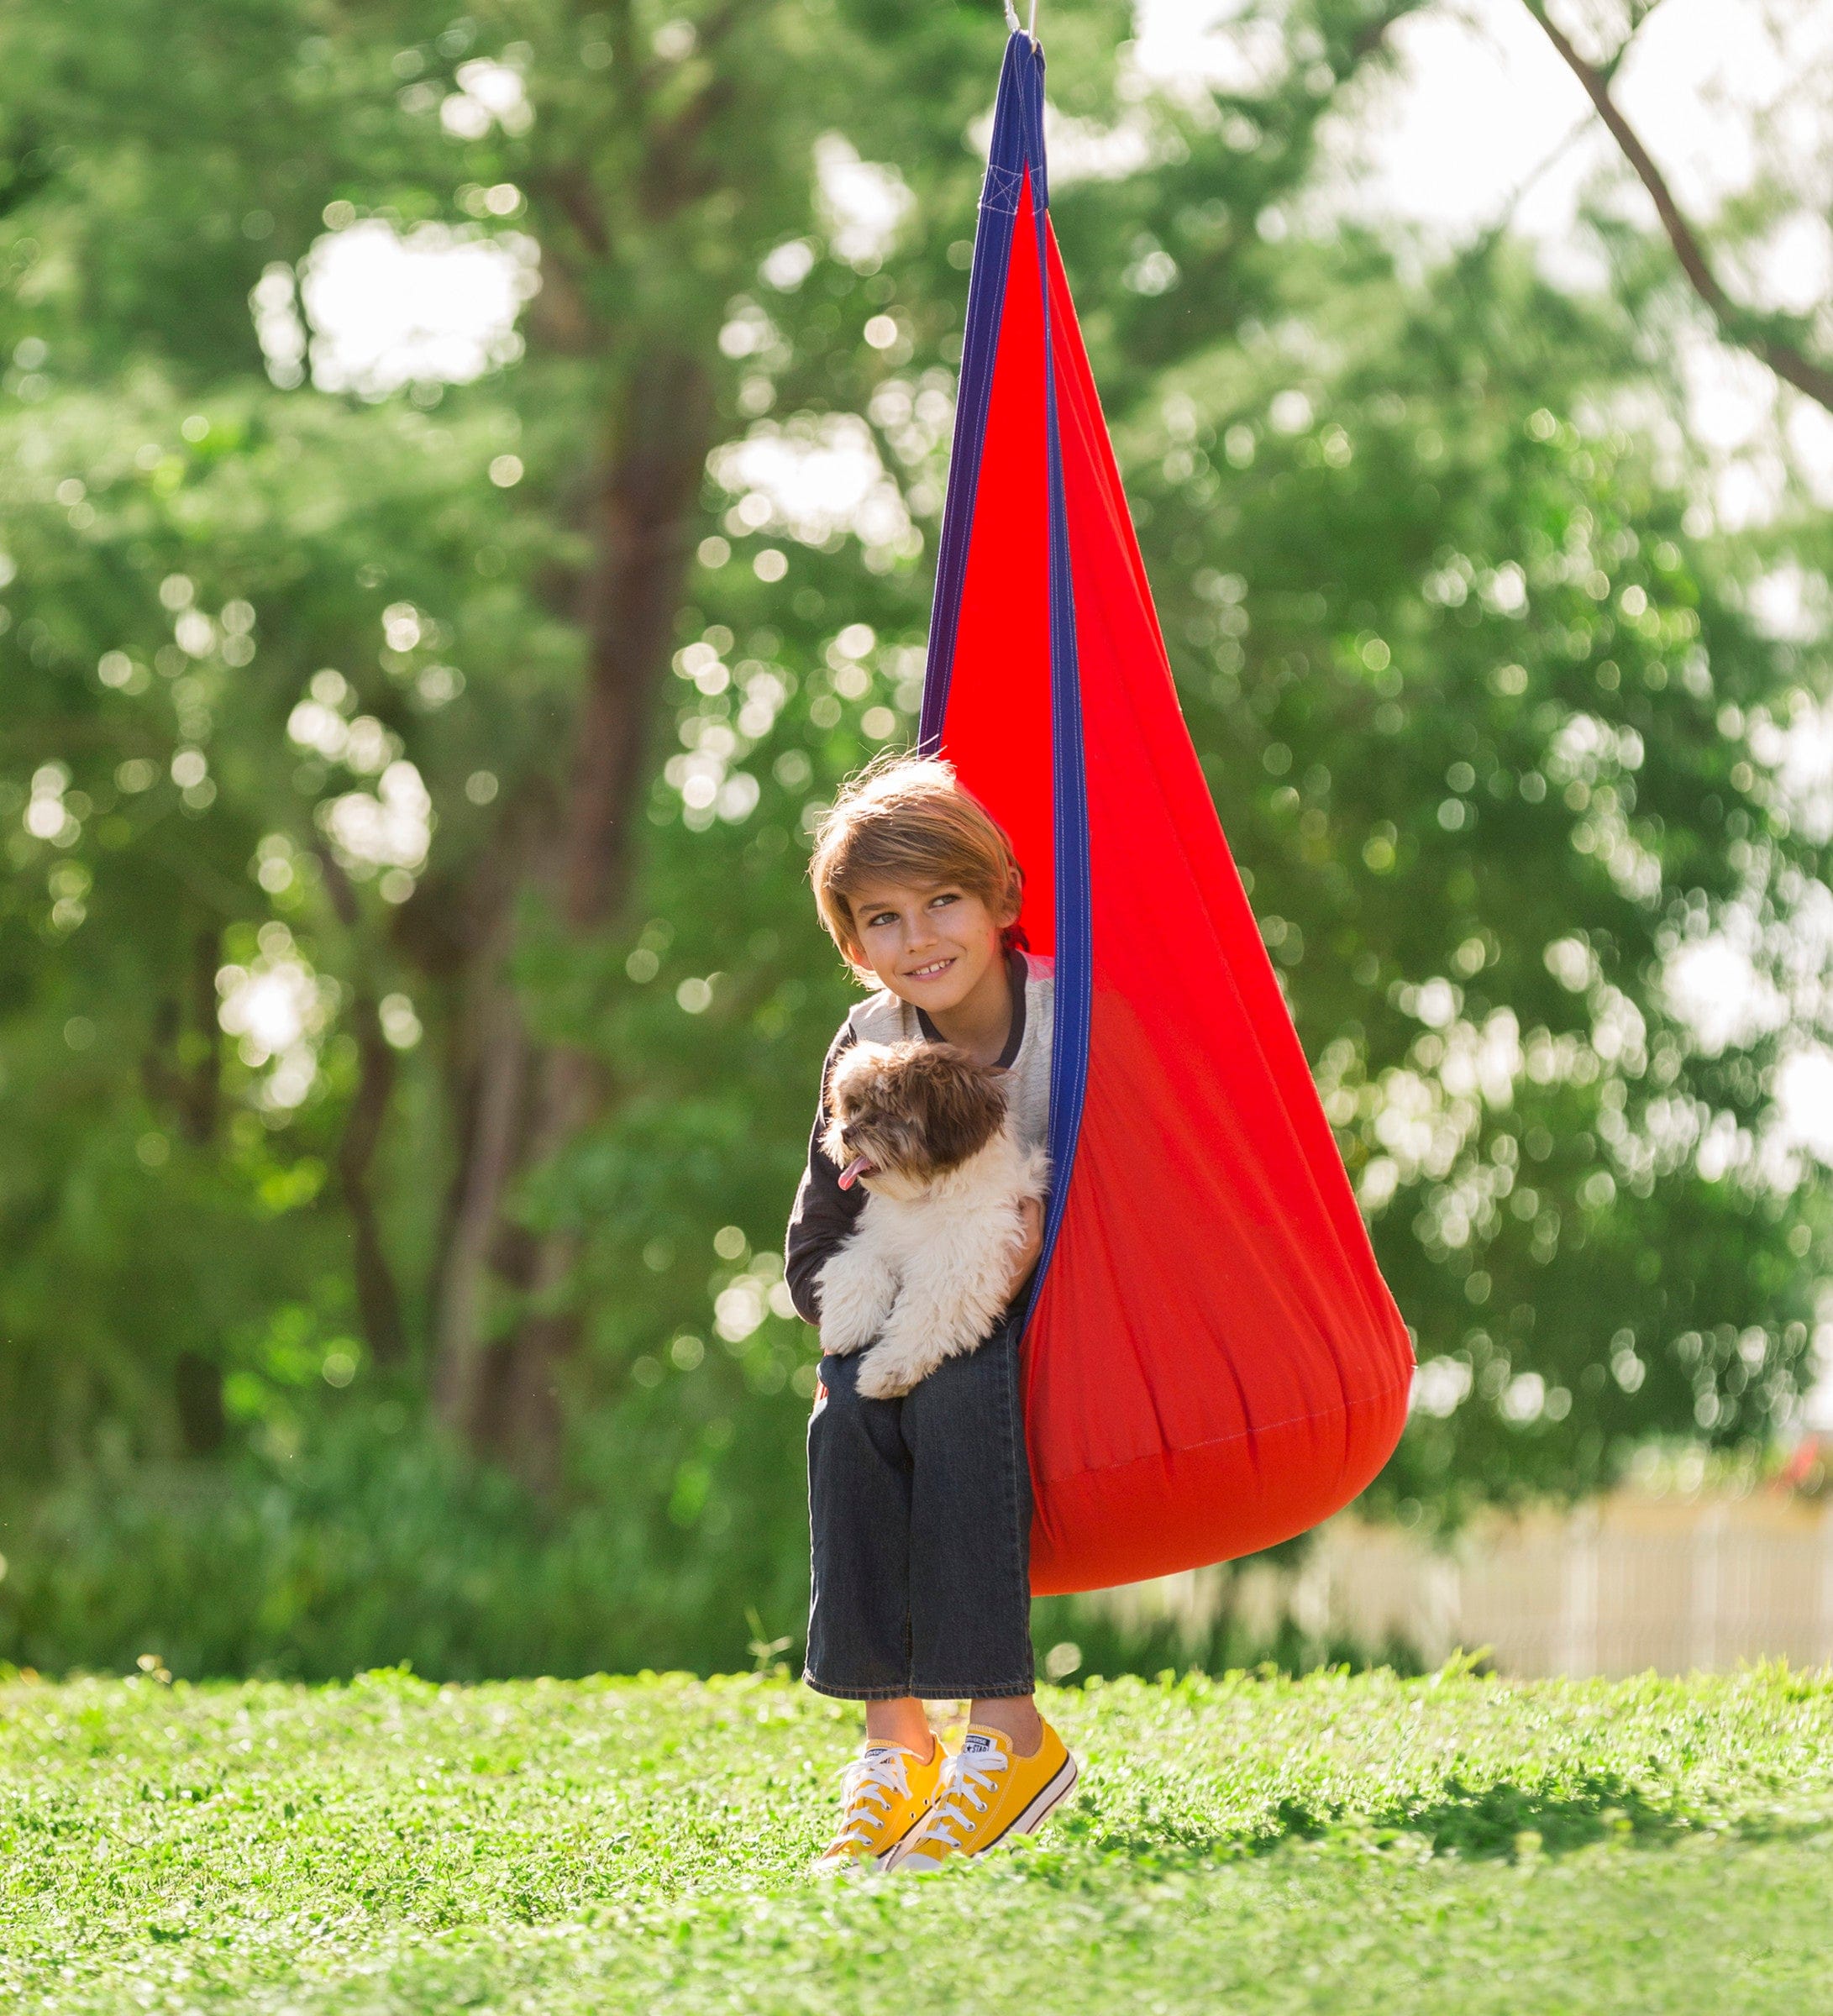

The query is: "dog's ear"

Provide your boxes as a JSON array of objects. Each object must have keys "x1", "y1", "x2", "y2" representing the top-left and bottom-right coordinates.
[
  {"x1": 907, "y1": 1043, "x2": 1006, "y2": 1168},
  {"x1": 829, "y1": 1041, "x2": 890, "y2": 1113}
]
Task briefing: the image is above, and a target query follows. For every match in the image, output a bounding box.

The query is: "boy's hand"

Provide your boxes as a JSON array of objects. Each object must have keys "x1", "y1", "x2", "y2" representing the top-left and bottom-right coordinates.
[{"x1": 1004, "y1": 1195, "x2": 1044, "y2": 1304}]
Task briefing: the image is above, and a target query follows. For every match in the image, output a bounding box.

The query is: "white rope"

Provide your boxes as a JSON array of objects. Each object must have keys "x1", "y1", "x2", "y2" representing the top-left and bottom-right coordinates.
[
  {"x1": 827, "y1": 1748, "x2": 914, "y2": 1853},
  {"x1": 915, "y1": 1743, "x2": 1008, "y2": 1851},
  {"x1": 1002, "y1": 1, "x2": 1039, "y2": 45}
]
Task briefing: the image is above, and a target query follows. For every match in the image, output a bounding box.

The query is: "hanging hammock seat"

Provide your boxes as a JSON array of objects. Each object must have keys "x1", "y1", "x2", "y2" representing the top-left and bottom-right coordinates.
[{"x1": 919, "y1": 33, "x2": 1414, "y2": 1595}]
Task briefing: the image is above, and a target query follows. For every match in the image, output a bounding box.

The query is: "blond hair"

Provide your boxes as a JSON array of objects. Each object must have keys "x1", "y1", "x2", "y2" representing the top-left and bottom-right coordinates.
[{"x1": 808, "y1": 749, "x2": 1027, "y2": 983}]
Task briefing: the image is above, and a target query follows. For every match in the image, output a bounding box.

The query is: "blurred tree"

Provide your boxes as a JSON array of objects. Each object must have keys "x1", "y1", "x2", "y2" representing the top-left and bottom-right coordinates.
[
  {"x1": 0, "y1": 0, "x2": 1826, "y2": 1675},
  {"x1": 1521, "y1": 0, "x2": 1833, "y2": 416}
]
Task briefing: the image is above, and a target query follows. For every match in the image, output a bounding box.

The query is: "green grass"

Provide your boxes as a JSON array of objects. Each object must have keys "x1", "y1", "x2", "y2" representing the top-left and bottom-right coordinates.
[{"x1": 4, "y1": 1664, "x2": 1832, "y2": 2013}]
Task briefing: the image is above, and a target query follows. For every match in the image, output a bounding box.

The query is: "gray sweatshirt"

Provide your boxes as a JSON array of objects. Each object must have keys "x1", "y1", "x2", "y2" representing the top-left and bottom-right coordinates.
[{"x1": 782, "y1": 946, "x2": 1055, "y2": 1326}]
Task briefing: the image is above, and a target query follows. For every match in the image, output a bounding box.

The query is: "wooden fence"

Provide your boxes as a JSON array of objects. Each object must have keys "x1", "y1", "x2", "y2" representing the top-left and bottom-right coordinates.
[{"x1": 1092, "y1": 1490, "x2": 1833, "y2": 1677}]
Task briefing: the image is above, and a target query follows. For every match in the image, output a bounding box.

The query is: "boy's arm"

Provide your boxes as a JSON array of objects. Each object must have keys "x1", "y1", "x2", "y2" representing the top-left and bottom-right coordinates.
[{"x1": 783, "y1": 1024, "x2": 866, "y2": 1328}]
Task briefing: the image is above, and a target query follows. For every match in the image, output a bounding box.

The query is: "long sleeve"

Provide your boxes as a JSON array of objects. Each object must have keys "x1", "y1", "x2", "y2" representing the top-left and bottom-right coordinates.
[{"x1": 783, "y1": 1022, "x2": 866, "y2": 1328}]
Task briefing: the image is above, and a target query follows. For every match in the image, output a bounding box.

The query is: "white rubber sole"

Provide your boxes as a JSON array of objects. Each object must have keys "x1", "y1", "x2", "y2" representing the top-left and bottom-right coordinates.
[
  {"x1": 810, "y1": 1824, "x2": 926, "y2": 1880},
  {"x1": 883, "y1": 1751, "x2": 1079, "y2": 1871}
]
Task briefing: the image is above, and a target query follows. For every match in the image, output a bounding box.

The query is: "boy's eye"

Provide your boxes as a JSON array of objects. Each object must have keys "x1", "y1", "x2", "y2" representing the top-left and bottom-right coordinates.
[{"x1": 861, "y1": 891, "x2": 958, "y2": 929}]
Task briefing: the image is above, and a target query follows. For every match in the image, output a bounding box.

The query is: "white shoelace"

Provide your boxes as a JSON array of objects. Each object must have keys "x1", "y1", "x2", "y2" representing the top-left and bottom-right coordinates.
[
  {"x1": 827, "y1": 1746, "x2": 915, "y2": 1853},
  {"x1": 913, "y1": 1742, "x2": 1008, "y2": 1851}
]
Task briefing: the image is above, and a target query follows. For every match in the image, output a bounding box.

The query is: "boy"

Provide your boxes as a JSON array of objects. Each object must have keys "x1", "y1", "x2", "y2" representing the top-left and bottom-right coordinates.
[{"x1": 784, "y1": 751, "x2": 1079, "y2": 1873}]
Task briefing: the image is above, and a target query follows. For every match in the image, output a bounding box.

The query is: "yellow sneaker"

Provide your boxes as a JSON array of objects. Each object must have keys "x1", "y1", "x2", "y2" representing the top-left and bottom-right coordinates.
[
  {"x1": 811, "y1": 1740, "x2": 943, "y2": 1874},
  {"x1": 884, "y1": 1719, "x2": 1078, "y2": 1870}
]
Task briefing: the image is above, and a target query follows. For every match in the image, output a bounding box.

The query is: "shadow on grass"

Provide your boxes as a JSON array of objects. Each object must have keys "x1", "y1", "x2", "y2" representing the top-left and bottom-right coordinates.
[
  {"x1": 1054, "y1": 1771, "x2": 1795, "y2": 1871},
  {"x1": 1311, "y1": 1772, "x2": 1687, "y2": 1858}
]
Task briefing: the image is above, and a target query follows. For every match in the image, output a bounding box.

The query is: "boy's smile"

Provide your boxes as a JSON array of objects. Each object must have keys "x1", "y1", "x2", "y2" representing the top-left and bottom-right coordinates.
[{"x1": 843, "y1": 874, "x2": 1021, "y2": 1068}]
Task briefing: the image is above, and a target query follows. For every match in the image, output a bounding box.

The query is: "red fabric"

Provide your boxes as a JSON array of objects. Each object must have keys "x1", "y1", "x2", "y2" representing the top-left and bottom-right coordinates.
[
  {"x1": 933, "y1": 180, "x2": 1414, "y2": 1593},
  {"x1": 943, "y1": 171, "x2": 1057, "y2": 953}
]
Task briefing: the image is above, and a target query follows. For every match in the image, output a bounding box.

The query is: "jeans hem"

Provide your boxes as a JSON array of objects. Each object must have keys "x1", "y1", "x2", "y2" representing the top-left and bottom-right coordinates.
[
  {"x1": 911, "y1": 1678, "x2": 1035, "y2": 1699},
  {"x1": 802, "y1": 1672, "x2": 1037, "y2": 1701},
  {"x1": 801, "y1": 1672, "x2": 927, "y2": 1702}
]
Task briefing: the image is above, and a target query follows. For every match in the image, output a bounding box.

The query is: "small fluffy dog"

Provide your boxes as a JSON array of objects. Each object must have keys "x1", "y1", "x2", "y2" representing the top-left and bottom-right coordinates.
[{"x1": 817, "y1": 1039, "x2": 1049, "y2": 1399}]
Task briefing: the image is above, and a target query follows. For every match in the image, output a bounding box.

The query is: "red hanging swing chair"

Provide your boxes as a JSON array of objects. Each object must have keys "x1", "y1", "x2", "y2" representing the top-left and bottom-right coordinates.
[{"x1": 921, "y1": 25, "x2": 1415, "y2": 1595}]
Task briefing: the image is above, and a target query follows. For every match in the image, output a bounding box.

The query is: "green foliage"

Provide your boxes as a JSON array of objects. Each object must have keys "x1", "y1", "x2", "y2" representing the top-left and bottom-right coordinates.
[
  {"x1": 0, "y1": 1404, "x2": 815, "y2": 1683},
  {"x1": 0, "y1": 0, "x2": 1825, "y2": 1671},
  {"x1": 0, "y1": 1409, "x2": 1393, "y2": 1686},
  {"x1": 4, "y1": 1668, "x2": 1833, "y2": 2010}
]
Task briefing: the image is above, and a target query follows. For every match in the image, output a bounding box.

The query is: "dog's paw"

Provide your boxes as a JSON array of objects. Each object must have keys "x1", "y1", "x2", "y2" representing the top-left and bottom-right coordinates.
[
  {"x1": 814, "y1": 1286, "x2": 883, "y2": 1357},
  {"x1": 855, "y1": 1339, "x2": 940, "y2": 1401},
  {"x1": 854, "y1": 1357, "x2": 912, "y2": 1401}
]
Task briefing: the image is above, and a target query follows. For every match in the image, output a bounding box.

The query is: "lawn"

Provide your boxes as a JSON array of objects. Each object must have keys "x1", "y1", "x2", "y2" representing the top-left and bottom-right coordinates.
[{"x1": 3, "y1": 1663, "x2": 1830, "y2": 2013}]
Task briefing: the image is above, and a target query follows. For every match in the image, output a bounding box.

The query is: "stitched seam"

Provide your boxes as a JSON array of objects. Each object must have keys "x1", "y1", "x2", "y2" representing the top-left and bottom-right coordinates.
[
  {"x1": 910, "y1": 1678, "x2": 1035, "y2": 1698},
  {"x1": 803, "y1": 1675, "x2": 932, "y2": 1702},
  {"x1": 901, "y1": 1592, "x2": 914, "y2": 1702},
  {"x1": 981, "y1": 164, "x2": 1024, "y2": 216},
  {"x1": 998, "y1": 1326, "x2": 1035, "y2": 1688}
]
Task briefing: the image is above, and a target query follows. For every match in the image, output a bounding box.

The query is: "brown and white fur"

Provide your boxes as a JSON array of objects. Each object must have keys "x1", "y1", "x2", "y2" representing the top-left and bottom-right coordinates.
[{"x1": 816, "y1": 1039, "x2": 1050, "y2": 1400}]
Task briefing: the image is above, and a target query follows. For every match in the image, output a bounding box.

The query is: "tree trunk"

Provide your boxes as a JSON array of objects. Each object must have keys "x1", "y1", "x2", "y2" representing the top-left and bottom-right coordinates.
[
  {"x1": 142, "y1": 924, "x2": 222, "y2": 1145},
  {"x1": 339, "y1": 989, "x2": 407, "y2": 1367},
  {"x1": 316, "y1": 848, "x2": 407, "y2": 1367},
  {"x1": 430, "y1": 938, "x2": 531, "y2": 1431},
  {"x1": 430, "y1": 347, "x2": 717, "y2": 1484}
]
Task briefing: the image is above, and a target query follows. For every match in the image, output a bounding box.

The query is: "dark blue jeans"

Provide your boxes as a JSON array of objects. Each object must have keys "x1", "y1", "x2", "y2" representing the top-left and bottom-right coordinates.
[{"x1": 804, "y1": 1292, "x2": 1035, "y2": 1700}]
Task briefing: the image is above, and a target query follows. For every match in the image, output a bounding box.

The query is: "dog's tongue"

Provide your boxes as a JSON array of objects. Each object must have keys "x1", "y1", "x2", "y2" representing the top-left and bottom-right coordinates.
[{"x1": 838, "y1": 1153, "x2": 877, "y2": 1190}]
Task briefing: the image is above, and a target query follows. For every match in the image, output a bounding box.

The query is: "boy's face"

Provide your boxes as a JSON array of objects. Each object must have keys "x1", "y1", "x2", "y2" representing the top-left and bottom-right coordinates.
[{"x1": 842, "y1": 876, "x2": 1015, "y2": 1011}]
